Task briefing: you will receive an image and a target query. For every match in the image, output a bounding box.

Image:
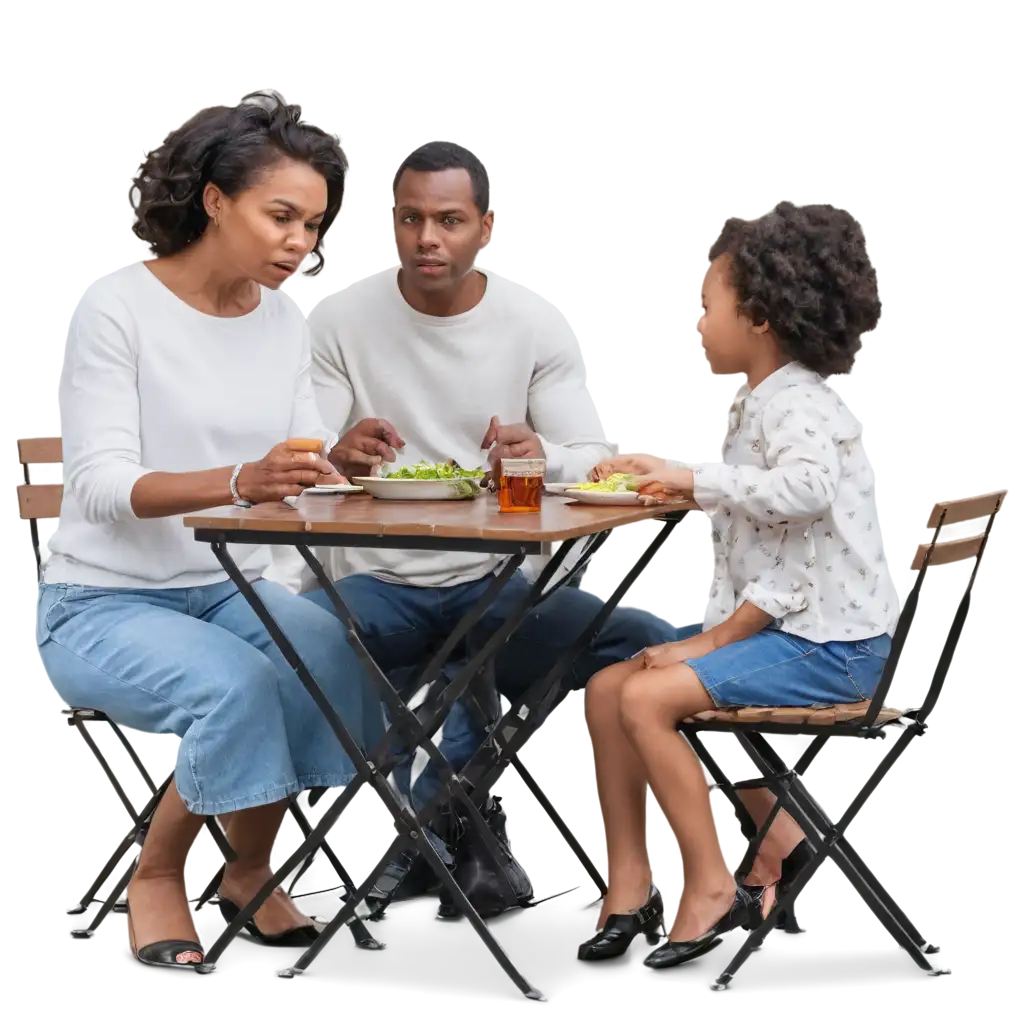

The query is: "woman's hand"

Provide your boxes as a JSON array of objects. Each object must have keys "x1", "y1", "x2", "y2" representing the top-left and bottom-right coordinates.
[
  {"x1": 236, "y1": 444, "x2": 344, "y2": 504},
  {"x1": 632, "y1": 466, "x2": 695, "y2": 504},
  {"x1": 641, "y1": 630, "x2": 717, "y2": 670},
  {"x1": 589, "y1": 453, "x2": 666, "y2": 481}
]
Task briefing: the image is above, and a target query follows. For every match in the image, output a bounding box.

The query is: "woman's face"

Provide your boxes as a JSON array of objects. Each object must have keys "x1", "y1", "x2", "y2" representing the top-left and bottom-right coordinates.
[{"x1": 205, "y1": 157, "x2": 328, "y2": 288}]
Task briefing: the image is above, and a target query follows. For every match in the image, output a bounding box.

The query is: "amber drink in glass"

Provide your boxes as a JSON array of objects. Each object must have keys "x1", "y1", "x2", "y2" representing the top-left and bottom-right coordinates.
[{"x1": 498, "y1": 458, "x2": 545, "y2": 513}]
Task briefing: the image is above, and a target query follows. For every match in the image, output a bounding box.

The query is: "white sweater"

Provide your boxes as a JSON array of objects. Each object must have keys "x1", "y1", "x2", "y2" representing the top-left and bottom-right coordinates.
[
  {"x1": 44, "y1": 263, "x2": 333, "y2": 588},
  {"x1": 269, "y1": 268, "x2": 615, "y2": 591}
]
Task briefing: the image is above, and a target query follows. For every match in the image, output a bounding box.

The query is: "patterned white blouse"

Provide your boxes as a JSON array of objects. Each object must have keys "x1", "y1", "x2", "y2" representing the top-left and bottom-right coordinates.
[{"x1": 678, "y1": 362, "x2": 900, "y2": 643}]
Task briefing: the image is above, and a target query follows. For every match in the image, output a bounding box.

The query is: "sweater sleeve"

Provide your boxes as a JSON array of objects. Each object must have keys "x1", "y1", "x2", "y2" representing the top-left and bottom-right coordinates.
[
  {"x1": 288, "y1": 322, "x2": 337, "y2": 452},
  {"x1": 309, "y1": 298, "x2": 356, "y2": 436},
  {"x1": 526, "y1": 305, "x2": 615, "y2": 481},
  {"x1": 691, "y1": 391, "x2": 841, "y2": 521},
  {"x1": 59, "y1": 294, "x2": 151, "y2": 524}
]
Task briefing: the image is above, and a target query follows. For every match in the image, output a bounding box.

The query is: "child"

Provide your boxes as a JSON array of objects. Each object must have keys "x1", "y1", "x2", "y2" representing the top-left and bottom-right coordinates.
[{"x1": 577, "y1": 202, "x2": 900, "y2": 970}]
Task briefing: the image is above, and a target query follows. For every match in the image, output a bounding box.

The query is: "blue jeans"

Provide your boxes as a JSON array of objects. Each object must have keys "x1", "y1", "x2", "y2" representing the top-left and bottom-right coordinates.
[
  {"x1": 305, "y1": 572, "x2": 676, "y2": 816},
  {"x1": 37, "y1": 580, "x2": 384, "y2": 816}
]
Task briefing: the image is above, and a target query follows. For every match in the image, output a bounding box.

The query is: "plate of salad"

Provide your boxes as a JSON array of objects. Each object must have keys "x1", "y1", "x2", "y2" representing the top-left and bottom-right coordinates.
[
  {"x1": 565, "y1": 473, "x2": 644, "y2": 505},
  {"x1": 353, "y1": 460, "x2": 486, "y2": 501}
]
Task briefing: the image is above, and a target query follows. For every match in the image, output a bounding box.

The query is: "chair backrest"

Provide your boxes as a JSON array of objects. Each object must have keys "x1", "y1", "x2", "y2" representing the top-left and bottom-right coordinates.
[
  {"x1": 17, "y1": 437, "x2": 63, "y2": 581},
  {"x1": 864, "y1": 489, "x2": 1007, "y2": 727}
]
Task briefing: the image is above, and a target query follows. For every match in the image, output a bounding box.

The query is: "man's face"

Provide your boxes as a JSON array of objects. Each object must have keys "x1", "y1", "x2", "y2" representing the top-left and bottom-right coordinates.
[{"x1": 393, "y1": 168, "x2": 492, "y2": 292}]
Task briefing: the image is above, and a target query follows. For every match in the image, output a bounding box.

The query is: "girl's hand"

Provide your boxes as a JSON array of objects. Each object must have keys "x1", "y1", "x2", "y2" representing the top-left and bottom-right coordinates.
[
  {"x1": 589, "y1": 453, "x2": 666, "y2": 482},
  {"x1": 641, "y1": 630, "x2": 717, "y2": 670},
  {"x1": 633, "y1": 467, "x2": 695, "y2": 503}
]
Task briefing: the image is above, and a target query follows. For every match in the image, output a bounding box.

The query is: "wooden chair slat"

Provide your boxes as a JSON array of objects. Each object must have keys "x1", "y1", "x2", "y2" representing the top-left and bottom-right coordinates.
[
  {"x1": 834, "y1": 703, "x2": 871, "y2": 722},
  {"x1": 765, "y1": 707, "x2": 811, "y2": 723},
  {"x1": 927, "y1": 490, "x2": 1006, "y2": 528},
  {"x1": 17, "y1": 437, "x2": 62, "y2": 465},
  {"x1": 18, "y1": 483, "x2": 63, "y2": 520},
  {"x1": 807, "y1": 707, "x2": 838, "y2": 724},
  {"x1": 735, "y1": 707, "x2": 773, "y2": 721},
  {"x1": 913, "y1": 532, "x2": 983, "y2": 573}
]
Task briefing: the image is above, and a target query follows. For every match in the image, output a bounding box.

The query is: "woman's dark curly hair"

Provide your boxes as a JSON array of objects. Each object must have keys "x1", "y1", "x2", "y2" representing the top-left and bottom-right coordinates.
[
  {"x1": 709, "y1": 202, "x2": 881, "y2": 375},
  {"x1": 130, "y1": 91, "x2": 347, "y2": 275}
]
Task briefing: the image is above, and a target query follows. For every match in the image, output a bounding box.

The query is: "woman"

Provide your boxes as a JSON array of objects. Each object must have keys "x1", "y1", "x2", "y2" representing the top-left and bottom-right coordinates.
[
  {"x1": 577, "y1": 203, "x2": 898, "y2": 969},
  {"x1": 37, "y1": 91, "x2": 382, "y2": 969}
]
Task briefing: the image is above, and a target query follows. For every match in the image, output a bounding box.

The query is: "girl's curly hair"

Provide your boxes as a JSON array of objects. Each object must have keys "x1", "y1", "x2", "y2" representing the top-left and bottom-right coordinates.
[
  {"x1": 130, "y1": 91, "x2": 347, "y2": 275},
  {"x1": 709, "y1": 202, "x2": 881, "y2": 375}
]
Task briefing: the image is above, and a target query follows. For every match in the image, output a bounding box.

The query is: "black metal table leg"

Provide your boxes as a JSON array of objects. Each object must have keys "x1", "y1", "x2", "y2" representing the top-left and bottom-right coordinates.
[
  {"x1": 458, "y1": 516, "x2": 688, "y2": 794},
  {"x1": 204, "y1": 541, "x2": 541, "y2": 993},
  {"x1": 196, "y1": 513, "x2": 682, "y2": 996},
  {"x1": 407, "y1": 518, "x2": 684, "y2": 869},
  {"x1": 299, "y1": 544, "x2": 586, "y2": 901}
]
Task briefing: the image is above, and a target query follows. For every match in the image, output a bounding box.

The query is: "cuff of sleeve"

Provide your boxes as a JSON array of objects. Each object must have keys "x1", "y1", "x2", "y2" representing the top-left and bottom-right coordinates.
[
  {"x1": 690, "y1": 462, "x2": 731, "y2": 512},
  {"x1": 112, "y1": 464, "x2": 150, "y2": 522},
  {"x1": 739, "y1": 581, "x2": 808, "y2": 620},
  {"x1": 536, "y1": 435, "x2": 566, "y2": 480},
  {"x1": 323, "y1": 432, "x2": 339, "y2": 456}
]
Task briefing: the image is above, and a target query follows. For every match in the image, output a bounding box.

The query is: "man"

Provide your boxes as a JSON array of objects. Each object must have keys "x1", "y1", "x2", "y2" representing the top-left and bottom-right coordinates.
[{"x1": 272, "y1": 141, "x2": 676, "y2": 910}]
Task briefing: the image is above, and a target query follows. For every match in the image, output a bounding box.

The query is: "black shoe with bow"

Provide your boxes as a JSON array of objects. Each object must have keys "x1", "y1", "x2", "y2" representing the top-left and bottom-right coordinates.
[
  {"x1": 577, "y1": 886, "x2": 665, "y2": 961},
  {"x1": 644, "y1": 887, "x2": 759, "y2": 969}
]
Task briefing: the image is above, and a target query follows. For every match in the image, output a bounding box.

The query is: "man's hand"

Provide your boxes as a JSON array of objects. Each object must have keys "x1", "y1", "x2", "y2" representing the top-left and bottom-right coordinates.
[
  {"x1": 632, "y1": 466, "x2": 695, "y2": 504},
  {"x1": 330, "y1": 418, "x2": 405, "y2": 477},
  {"x1": 480, "y1": 416, "x2": 544, "y2": 473}
]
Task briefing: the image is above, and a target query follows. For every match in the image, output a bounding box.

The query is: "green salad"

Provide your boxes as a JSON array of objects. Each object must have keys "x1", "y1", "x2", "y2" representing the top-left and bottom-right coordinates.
[
  {"x1": 380, "y1": 460, "x2": 485, "y2": 497},
  {"x1": 575, "y1": 473, "x2": 639, "y2": 493},
  {"x1": 382, "y1": 460, "x2": 485, "y2": 481}
]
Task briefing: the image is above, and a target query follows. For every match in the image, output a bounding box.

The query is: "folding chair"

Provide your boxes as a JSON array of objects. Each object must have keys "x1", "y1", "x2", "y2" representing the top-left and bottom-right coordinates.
[
  {"x1": 17, "y1": 437, "x2": 372, "y2": 946},
  {"x1": 677, "y1": 489, "x2": 1007, "y2": 990},
  {"x1": 193, "y1": 509, "x2": 686, "y2": 998}
]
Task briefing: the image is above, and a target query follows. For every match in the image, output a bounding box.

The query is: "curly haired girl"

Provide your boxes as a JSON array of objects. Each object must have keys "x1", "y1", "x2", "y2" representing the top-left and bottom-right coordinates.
[{"x1": 577, "y1": 202, "x2": 899, "y2": 970}]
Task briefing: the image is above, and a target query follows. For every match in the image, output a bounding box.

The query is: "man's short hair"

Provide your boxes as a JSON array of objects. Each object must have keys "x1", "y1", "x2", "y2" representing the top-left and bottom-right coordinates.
[{"x1": 393, "y1": 141, "x2": 489, "y2": 214}]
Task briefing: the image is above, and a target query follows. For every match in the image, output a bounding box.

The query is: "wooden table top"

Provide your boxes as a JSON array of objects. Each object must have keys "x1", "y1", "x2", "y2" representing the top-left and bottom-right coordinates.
[{"x1": 184, "y1": 492, "x2": 695, "y2": 543}]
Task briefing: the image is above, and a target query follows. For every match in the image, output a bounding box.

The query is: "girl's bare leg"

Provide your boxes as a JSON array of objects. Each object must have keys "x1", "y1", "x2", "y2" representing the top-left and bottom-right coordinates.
[
  {"x1": 619, "y1": 664, "x2": 738, "y2": 941},
  {"x1": 733, "y1": 787, "x2": 810, "y2": 917},
  {"x1": 585, "y1": 657, "x2": 653, "y2": 927}
]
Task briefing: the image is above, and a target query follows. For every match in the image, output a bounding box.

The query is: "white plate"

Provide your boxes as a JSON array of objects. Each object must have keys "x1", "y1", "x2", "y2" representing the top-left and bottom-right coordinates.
[
  {"x1": 353, "y1": 477, "x2": 484, "y2": 501},
  {"x1": 565, "y1": 488, "x2": 641, "y2": 506},
  {"x1": 544, "y1": 481, "x2": 587, "y2": 494},
  {"x1": 303, "y1": 483, "x2": 364, "y2": 494}
]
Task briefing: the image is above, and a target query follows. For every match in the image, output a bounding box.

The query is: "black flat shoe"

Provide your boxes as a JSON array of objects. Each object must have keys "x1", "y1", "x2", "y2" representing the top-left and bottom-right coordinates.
[
  {"x1": 577, "y1": 886, "x2": 665, "y2": 961},
  {"x1": 207, "y1": 892, "x2": 385, "y2": 954},
  {"x1": 366, "y1": 851, "x2": 443, "y2": 918},
  {"x1": 644, "y1": 888, "x2": 758, "y2": 969}
]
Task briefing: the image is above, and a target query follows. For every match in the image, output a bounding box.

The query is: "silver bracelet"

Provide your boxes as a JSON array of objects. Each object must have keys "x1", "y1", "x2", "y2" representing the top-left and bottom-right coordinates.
[{"x1": 230, "y1": 463, "x2": 252, "y2": 508}]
